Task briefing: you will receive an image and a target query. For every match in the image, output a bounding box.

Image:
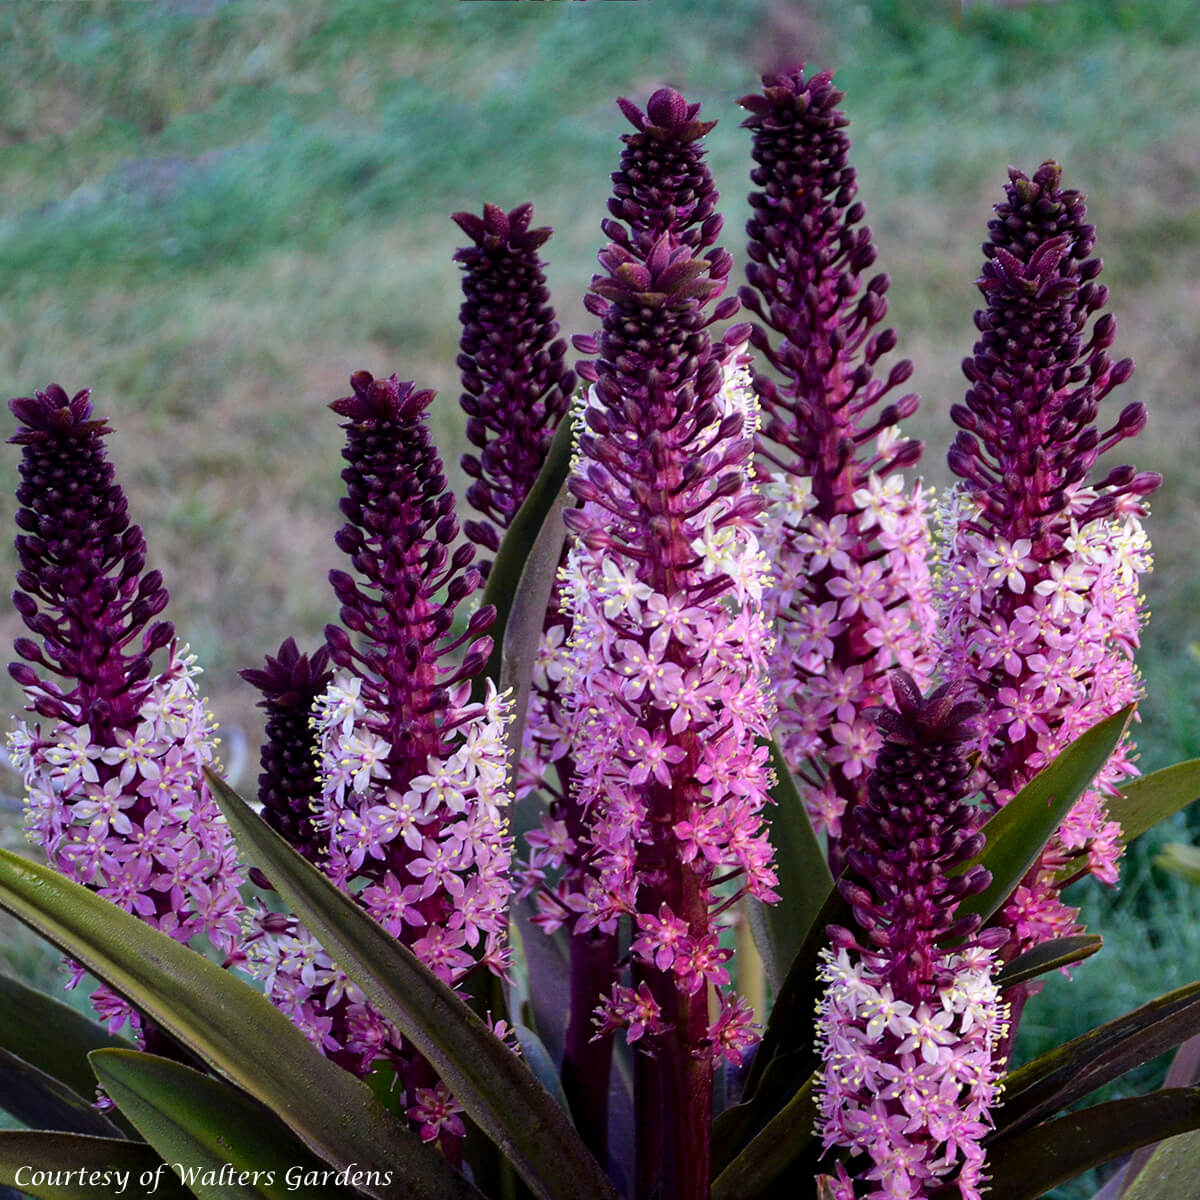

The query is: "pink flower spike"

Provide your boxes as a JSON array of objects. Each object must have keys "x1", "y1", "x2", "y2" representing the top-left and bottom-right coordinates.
[
  {"x1": 6, "y1": 385, "x2": 246, "y2": 1039},
  {"x1": 243, "y1": 372, "x2": 515, "y2": 1161},
  {"x1": 548, "y1": 96, "x2": 777, "y2": 1195},
  {"x1": 741, "y1": 69, "x2": 936, "y2": 856},
  {"x1": 939, "y1": 163, "x2": 1156, "y2": 959},
  {"x1": 815, "y1": 676, "x2": 1007, "y2": 1198}
]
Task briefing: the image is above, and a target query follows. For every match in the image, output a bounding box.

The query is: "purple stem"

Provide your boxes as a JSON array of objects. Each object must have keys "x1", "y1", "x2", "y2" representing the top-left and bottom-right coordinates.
[{"x1": 563, "y1": 928, "x2": 618, "y2": 1165}]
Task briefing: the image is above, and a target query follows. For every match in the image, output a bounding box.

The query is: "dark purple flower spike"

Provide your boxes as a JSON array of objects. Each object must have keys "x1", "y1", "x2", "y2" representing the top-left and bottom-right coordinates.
[
  {"x1": 606, "y1": 88, "x2": 721, "y2": 258},
  {"x1": 552, "y1": 88, "x2": 776, "y2": 1200},
  {"x1": 245, "y1": 371, "x2": 512, "y2": 1156},
  {"x1": 240, "y1": 637, "x2": 332, "y2": 868},
  {"x1": 950, "y1": 161, "x2": 1161, "y2": 541},
  {"x1": 452, "y1": 202, "x2": 575, "y2": 575},
  {"x1": 574, "y1": 85, "x2": 741, "y2": 367},
  {"x1": 325, "y1": 370, "x2": 495, "y2": 760},
  {"x1": 838, "y1": 673, "x2": 997, "y2": 997},
  {"x1": 737, "y1": 67, "x2": 936, "y2": 859},
  {"x1": 7, "y1": 383, "x2": 244, "y2": 1037},
  {"x1": 816, "y1": 672, "x2": 1007, "y2": 1199},
  {"x1": 740, "y1": 69, "x2": 922, "y2": 483},
  {"x1": 9, "y1": 384, "x2": 172, "y2": 735},
  {"x1": 939, "y1": 163, "x2": 1159, "y2": 961}
]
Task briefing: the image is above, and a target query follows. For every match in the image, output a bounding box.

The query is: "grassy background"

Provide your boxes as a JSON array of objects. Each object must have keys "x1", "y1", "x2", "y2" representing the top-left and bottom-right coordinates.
[{"x1": 2, "y1": 1, "x2": 1199, "y2": 1192}]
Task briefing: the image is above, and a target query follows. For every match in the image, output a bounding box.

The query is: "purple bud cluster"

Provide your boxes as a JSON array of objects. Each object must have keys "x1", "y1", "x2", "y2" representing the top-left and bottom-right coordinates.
[
  {"x1": 948, "y1": 162, "x2": 1158, "y2": 536},
  {"x1": 239, "y1": 637, "x2": 331, "y2": 866},
  {"x1": 835, "y1": 675, "x2": 999, "y2": 994},
  {"x1": 453, "y1": 202, "x2": 575, "y2": 573},
  {"x1": 9, "y1": 386, "x2": 171, "y2": 735}
]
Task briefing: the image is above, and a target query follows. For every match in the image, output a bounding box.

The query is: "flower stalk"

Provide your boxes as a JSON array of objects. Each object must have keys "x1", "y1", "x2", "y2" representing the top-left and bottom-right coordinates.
[
  {"x1": 239, "y1": 636, "x2": 332, "y2": 870},
  {"x1": 451, "y1": 197, "x2": 623, "y2": 1160},
  {"x1": 816, "y1": 673, "x2": 1008, "y2": 1200},
  {"x1": 557, "y1": 88, "x2": 776, "y2": 1200},
  {"x1": 938, "y1": 164, "x2": 1159, "y2": 991},
  {"x1": 738, "y1": 68, "x2": 936, "y2": 868},
  {"x1": 245, "y1": 372, "x2": 513, "y2": 1153},
  {"x1": 453, "y1": 201, "x2": 575, "y2": 578},
  {"x1": 6, "y1": 384, "x2": 244, "y2": 1036}
]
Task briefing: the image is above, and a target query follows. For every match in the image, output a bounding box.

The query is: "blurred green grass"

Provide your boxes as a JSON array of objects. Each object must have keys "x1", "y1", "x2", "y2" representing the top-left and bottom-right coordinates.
[{"x1": 2, "y1": 2, "x2": 1200, "y2": 1191}]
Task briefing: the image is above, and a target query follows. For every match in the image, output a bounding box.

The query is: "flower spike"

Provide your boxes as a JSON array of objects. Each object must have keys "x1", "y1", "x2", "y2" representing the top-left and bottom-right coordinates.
[
  {"x1": 552, "y1": 87, "x2": 776, "y2": 1198},
  {"x1": 816, "y1": 673, "x2": 1007, "y2": 1200},
  {"x1": 739, "y1": 67, "x2": 936, "y2": 853},
  {"x1": 938, "y1": 162, "x2": 1159, "y2": 956},
  {"x1": 245, "y1": 371, "x2": 512, "y2": 1154},
  {"x1": 453, "y1": 202, "x2": 574, "y2": 574},
  {"x1": 239, "y1": 637, "x2": 332, "y2": 867},
  {"x1": 7, "y1": 384, "x2": 244, "y2": 1036}
]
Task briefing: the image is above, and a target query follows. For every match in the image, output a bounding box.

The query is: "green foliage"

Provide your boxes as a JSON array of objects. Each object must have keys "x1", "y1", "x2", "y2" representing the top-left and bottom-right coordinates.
[
  {"x1": 1000, "y1": 981, "x2": 1200, "y2": 1141},
  {"x1": 961, "y1": 705, "x2": 1134, "y2": 924},
  {"x1": 0, "y1": 970, "x2": 133, "y2": 1114},
  {"x1": 993, "y1": 936, "x2": 1103, "y2": 990},
  {"x1": 710, "y1": 1075, "x2": 816, "y2": 1200},
  {"x1": 89, "y1": 1050, "x2": 345, "y2": 1199},
  {"x1": 0, "y1": 0, "x2": 763, "y2": 288},
  {"x1": 1013, "y1": 872, "x2": 1200, "y2": 1199},
  {"x1": 1158, "y1": 841, "x2": 1200, "y2": 885},
  {"x1": 985, "y1": 1088, "x2": 1200, "y2": 1200},
  {"x1": 1109, "y1": 760, "x2": 1200, "y2": 851},
  {"x1": 1123, "y1": 1128, "x2": 1200, "y2": 1200},
  {"x1": 0, "y1": 1048, "x2": 125, "y2": 1140}
]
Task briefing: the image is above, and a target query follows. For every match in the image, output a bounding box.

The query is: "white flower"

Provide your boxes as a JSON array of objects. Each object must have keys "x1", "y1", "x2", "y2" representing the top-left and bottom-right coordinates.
[
  {"x1": 853, "y1": 472, "x2": 907, "y2": 532},
  {"x1": 980, "y1": 537, "x2": 1036, "y2": 593},
  {"x1": 860, "y1": 988, "x2": 917, "y2": 1042},
  {"x1": 98, "y1": 722, "x2": 166, "y2": 785},
  {"x1": 409, "y1": 757, "x2": 470, "y2": 815},
  {"x1": 1033, "y1": 559, "x2": 1091, "y2": 616},
  {"x1": 339, "y1": 729, "x2": 392, "y2": 794},
  {"x1": 765, "y1": 472, "x2": 816, "y2": 521},
  {"x1": 716, "y1": 361, "x2": 760, "y2": 437},
  {"x1": 592, "y1": 554, "x2": 654, "y2": 621},
  {"x1": 315, "y1": 673, "x2": 367, "y2": 737},
  {"x1": 895, "y1": 1004, "x2": 957, "y2": 1064},
  {"x1": 42, "y1": 724, "x2": 102, "y2": 790}
]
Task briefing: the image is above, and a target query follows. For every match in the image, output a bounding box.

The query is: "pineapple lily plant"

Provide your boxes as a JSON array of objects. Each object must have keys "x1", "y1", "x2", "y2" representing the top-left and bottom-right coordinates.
[{"x1": 4, "y1": 67, "x2": 1200, "y2": 1200}]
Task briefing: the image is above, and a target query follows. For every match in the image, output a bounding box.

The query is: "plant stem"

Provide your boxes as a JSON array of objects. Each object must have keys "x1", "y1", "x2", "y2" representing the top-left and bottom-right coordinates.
[
  {"x1": 635, "y1": 1035, "x2": 664, "y2": 1200},
  {"x1": 636, "y1": 854, "x2": 713, "y2": 1200},
  {"x1": 563, "y1": 927, "x2": 618, "y2": 1167}
]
